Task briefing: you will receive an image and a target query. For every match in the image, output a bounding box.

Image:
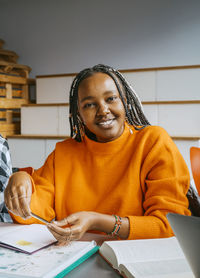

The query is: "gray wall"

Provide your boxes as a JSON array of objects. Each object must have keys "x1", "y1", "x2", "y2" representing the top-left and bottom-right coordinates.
[{"x1": 0, "y1": 0, "x2": 200, "y2": 77}]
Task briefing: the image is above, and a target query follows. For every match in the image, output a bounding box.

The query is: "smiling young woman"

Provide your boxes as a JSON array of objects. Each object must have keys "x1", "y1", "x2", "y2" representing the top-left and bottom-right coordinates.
[{"x1": 5, "y1": 64, "x2": 191, "y2": 243}]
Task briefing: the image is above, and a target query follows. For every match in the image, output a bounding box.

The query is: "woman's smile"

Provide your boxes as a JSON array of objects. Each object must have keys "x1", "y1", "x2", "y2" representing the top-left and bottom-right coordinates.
[{"x1": 96, "y1": 118, "x2": 115, "y2": 128}]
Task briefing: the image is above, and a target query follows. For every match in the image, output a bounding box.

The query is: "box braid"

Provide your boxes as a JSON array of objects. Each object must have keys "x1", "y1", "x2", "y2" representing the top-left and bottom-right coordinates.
[{"x1": 69, "y1": 64, "x2": 150, "y2": 142}]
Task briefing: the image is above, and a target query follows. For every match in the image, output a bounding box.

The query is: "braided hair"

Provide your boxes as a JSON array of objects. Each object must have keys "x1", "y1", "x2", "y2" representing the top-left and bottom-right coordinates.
[{"x1": 69, "y1": 64, "x2": 150, "y2": 142}]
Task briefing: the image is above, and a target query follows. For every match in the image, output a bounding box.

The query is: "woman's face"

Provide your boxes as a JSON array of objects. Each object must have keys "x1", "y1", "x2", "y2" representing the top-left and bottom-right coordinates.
[{"x1": 78, "y1": 72, "x2": 126, "y2": 142}]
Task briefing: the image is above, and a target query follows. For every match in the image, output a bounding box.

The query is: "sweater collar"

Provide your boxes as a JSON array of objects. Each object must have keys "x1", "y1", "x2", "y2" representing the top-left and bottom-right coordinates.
[{"x1": 83, "y1": 123, "x2": 131, "y2": 154}]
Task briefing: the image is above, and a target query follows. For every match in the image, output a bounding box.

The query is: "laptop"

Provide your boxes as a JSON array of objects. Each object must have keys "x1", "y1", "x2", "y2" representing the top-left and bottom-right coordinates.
[{"x1": 167, "y1": 213, "x2": 200, "y2": 278}]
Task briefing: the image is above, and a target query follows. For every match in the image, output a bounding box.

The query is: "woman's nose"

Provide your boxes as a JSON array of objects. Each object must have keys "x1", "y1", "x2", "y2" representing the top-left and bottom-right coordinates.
[{"x1": 96, "y1": 102, "x2": 109, "y2": 116}]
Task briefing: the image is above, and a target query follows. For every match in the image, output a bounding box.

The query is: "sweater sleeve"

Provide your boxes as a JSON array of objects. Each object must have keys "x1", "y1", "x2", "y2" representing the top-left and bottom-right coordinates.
[
  {"x1": 127, "y1": 126, "x2": 191, "y2": 239},
  {"x1": 10, "y1": 151, "x2": 56, "y2": 224},
  {"x1": 0, "y1": 136, "x2": 13, "y2": 222}
]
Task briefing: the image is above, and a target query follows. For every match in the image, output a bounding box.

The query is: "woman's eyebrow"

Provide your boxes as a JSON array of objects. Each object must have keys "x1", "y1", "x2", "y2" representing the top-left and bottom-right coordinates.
[
  {"x1": 80, "y1": 96, "x2": 95, "y2": 103},
  {"x1": 103, "y1": 90, "x2": 117, "y2": 96},
  {"x1": 80, "y1": 91, "x2": 117, "y2": 103}
]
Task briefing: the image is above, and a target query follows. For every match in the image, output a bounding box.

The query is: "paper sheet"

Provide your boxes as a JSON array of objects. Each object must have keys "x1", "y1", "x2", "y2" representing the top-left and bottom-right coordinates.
[{"x1": 0, "y1": 224, "x2": 56, "y2": 253}]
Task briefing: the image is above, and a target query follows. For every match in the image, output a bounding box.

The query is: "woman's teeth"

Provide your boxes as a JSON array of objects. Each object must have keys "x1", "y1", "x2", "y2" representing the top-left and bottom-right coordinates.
[{"x1": 98, "y1": 119, "x2": 113, "y2": 126}]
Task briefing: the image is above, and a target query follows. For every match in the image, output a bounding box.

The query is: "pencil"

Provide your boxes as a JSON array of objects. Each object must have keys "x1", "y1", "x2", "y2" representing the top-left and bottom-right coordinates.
[{"x1": 30, "y1": 212, "x2": 49, "y2": 224}]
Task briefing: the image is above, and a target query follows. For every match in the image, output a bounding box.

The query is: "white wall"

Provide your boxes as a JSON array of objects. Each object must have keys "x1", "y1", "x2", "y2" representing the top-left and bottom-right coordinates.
[
  {"x1": 0, "y1": 0, "x2": 200, "y2": 77},
  {"x1": 8, "y1": 138, "x2": 63, "y2": 169}
]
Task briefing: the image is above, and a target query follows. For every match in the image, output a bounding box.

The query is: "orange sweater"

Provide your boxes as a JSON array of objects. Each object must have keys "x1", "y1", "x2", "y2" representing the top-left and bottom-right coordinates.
[{"x1": 11, "y1": 125, "x2": 191, "y2": 239}]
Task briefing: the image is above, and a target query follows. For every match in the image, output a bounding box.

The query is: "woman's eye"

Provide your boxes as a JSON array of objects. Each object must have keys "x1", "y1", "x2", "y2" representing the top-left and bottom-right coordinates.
[
  {"x1": 107, "y1": 96, "x2": 117, "y2": 102},
  {"x1": 83, "y1": 103, "x2": 95, "y2": 109}
]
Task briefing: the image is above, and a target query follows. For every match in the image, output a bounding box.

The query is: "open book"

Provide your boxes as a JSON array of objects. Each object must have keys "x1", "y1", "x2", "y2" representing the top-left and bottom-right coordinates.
[
  {"x1": 0, "y1": 223, "x2": 99, "y2": 277},
  {"x1": 99, "y1": 237, "x2": 194, "y2": 278}
]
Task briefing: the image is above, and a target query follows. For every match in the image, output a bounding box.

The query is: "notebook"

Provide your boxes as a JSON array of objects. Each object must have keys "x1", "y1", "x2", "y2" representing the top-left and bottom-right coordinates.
[
  {"x1": 0, "y1": 223, "x2": 99, "y2": 277},
  {"x1": 0, "y1": 240, "x2": 98, "y2": 278},
  {"x1": 0, "y1": 222, "x2": 57, "y2": 254},
  {"x1": 167, "y1": 213, "x2": 200, "y2": 278}
]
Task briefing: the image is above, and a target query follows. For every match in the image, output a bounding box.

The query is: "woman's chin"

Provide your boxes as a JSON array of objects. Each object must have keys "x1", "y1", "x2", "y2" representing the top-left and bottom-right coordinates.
[{"x1": 95, "y1": 128, "x2": 123, "y2": 142}]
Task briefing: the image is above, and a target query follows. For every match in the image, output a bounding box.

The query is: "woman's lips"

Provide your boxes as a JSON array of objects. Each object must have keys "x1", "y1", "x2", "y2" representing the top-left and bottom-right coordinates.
[{"x1": 97, "y1": 119, "x2": 115, "y2": 127}]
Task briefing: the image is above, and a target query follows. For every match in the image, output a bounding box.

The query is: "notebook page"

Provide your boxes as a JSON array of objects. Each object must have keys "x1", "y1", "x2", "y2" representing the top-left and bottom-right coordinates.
[
  {"x1": 0, "y1": 223, "x2": 22, "y2": 237},
  {"x1": 0, "y1": 224, "x2": 56, "y2": 253}
]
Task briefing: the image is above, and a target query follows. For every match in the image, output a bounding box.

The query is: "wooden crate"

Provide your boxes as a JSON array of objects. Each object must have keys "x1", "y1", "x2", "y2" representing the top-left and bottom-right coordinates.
[
  {"x1": 0, "y1": 83, "x2": 28, "y2": 137},
  {"x1": 0, "y1": 81, "x2": 29, "y2": 101},
  {"x1": 0, "y1": 59, "x2": 31, "y2": 101},
  {"x1": 0, "y1": 83, "x2": 22, "y2": 98},
  {"x1": 0, "y1": 109, "x2": 20, "y2": 122},
  {"x1": 0, "y1": 123, "x2": 20, "y2": 138},
  {"x1": 0, "y1": 73, "x2": 30, "y2": 137},
  {"x1": 0, "y1": 49, "x2": 18, "y2": 63},
  {"x1": 0, "y1": 61, "x2": 31, "y2": 79},
  {"x1": 0, "y1": 109, "x2": 20, "y2": 138},
  {"x1": 0, "y1": 40, "x2": 34, "y2": 137}
]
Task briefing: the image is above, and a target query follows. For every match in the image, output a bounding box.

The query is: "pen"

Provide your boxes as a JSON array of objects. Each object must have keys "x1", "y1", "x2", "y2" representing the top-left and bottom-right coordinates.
[{"x1": 30, "y1": 212, "x2": 50, "y2": 224}]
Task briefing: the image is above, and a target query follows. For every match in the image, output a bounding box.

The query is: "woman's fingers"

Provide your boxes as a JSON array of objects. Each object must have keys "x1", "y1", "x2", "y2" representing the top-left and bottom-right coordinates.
[
  {"x1": 52, "y1": 215, "x2": 82, "y2": 240},
  {"x1": 20, "y1": 182, "x2": 32, "y2": 217},
  {"x1": 48, "y1": 212, "x2": 95, "y2": 244},
  {"x1": 5, "y1": 187, "x2": 31, "y2": 218},
  {"x1": 47, "y1": 221, "x2": 82, "y2": 242},
  {"x1": 47, "y1": 224, "x2": 73, "y2": 242},
  {"x1": 48, "y1": 223, "x2": 71, "y2": 236},
  {"x1": 53, "y1": 214, "x2": 78, "y2": 227},
  {"x1": 9, "y1": 195, "x2": 22, "y2": 217},
  {"x1": 4, "y1": 172, "x2": 32, "y2": 219},
  {"x1": 18, "y1": 195, "x2": 32, "y2": 218},
  {"x1": 5, "y1": 195, "x2": 31, "y2": 219}
]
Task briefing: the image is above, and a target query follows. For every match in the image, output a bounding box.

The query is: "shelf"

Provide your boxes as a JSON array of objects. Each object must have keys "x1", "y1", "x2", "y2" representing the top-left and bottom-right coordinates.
[
  {"x1": 6, "y1": 134, "x2": 200, "y2": 141},
  {"x1": 7, "y1": 134, "x2": 68, "y2": 139}
]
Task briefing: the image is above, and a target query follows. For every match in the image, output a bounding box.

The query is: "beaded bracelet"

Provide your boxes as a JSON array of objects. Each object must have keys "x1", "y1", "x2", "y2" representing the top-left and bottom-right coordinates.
[{"x1": 109, "y1": 215, "x2": 122, "y2": 237}]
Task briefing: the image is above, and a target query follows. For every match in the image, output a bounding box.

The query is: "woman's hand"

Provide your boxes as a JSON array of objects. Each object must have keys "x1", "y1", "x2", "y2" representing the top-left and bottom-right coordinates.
[
  {"x1": 47, "y1": 211, "x2": 97, "y2": 244},
  {"x1": 4, "y1": 171, "x2": 32, "y2": 219},
  {"x1": 47, "y1": 211, "x2": 130, "y2": 245}
]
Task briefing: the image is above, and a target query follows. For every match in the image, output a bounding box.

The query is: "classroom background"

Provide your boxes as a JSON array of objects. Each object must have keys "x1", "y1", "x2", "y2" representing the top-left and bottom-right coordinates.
[{"x1": 0, "y1": 0, "x2": 200, "y2": 179}]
